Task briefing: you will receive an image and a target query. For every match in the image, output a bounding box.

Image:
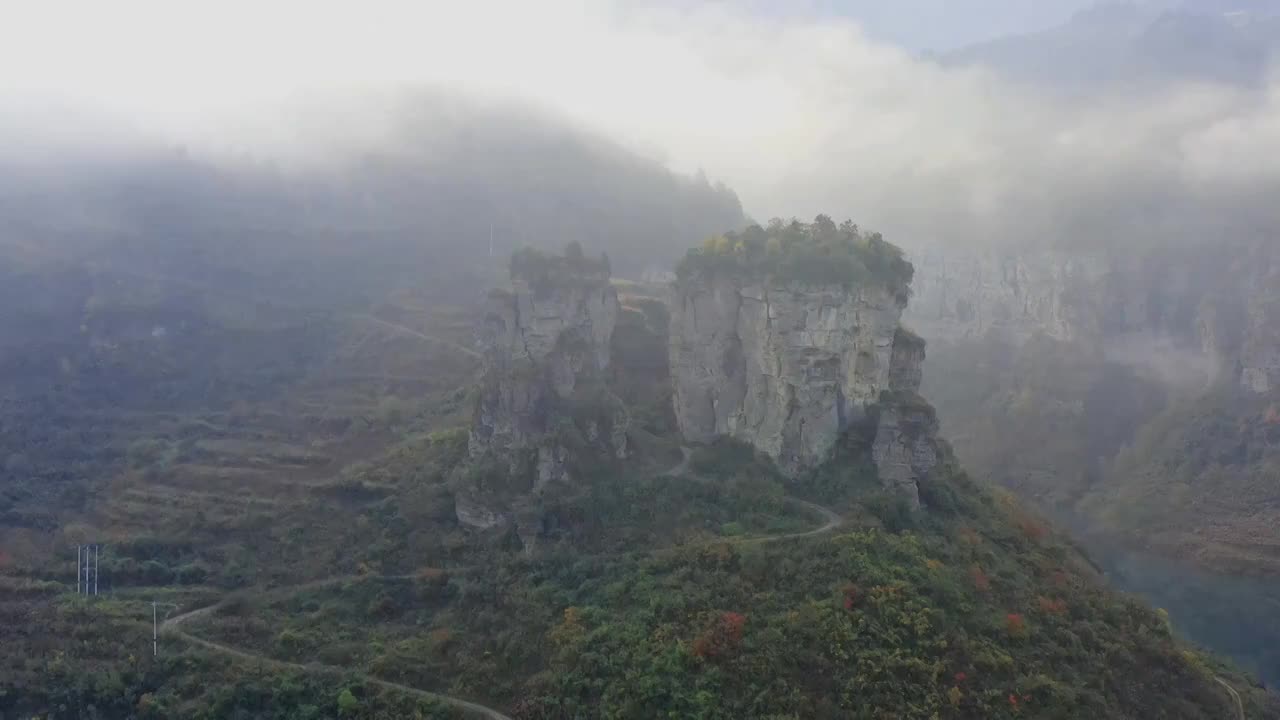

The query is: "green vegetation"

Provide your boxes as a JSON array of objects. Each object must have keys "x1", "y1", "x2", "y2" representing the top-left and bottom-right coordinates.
[
  {"x1": 923, "y1": 334, "x2": 1280, "y2": 684},
  {"x1": 179, "y1": 438, "x2": 1276, "y2": 720},
  {"x1": 922, "y1": 335, "x2": 1169, "y2": 513},
  {"x1": 676, "y1": 215, "x2": 914, "y2": 301},
  {"x1": 509, "y1": 243, "x2": 612, "y2": 296},
  {"x1": 3, "y1": 228, "x2": 1277, "y2": 717}
]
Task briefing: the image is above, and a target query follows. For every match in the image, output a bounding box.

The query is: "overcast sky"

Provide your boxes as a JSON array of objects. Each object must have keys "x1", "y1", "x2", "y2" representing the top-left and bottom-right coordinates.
[
  {"x1": 759, "y1": 0, "x2": 1100, "y2": 51},
  {"x1": 2, "y1": 0, "x2": 1277, "y2": 249}
]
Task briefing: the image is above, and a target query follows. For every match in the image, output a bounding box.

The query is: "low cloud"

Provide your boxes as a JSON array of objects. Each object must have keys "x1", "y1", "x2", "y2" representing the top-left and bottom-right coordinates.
[{"x1": 3, "y1": 1, "x2": 1280, "y2": 251}]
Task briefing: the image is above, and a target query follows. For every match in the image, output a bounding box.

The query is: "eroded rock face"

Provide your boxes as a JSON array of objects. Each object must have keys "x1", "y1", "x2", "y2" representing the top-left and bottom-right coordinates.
[
  {"x1": 670, "y1": 273, "x2": 933, "y2": 499},
  {"x1": 469, "y1": 266, "x2": 625, "y2": 463},
  {"x1": 871, "y1": 332, "x2": 938, "y2": 507},
  {"x1": 455, "y1": 493, "x2": 509, "y2": 530},
  {"x1": 462, "y1": 253, "x2": 630, "y2": 541},
  {"x1": 907, "y1": 243, "x2": 1280, "y2": 394},
  {"x1": 1238, "y1": 244, "x2": 1280, "y2": 394},
  {"x1": 906, "y1": 250, "x2": 1105, "y2": 345}
]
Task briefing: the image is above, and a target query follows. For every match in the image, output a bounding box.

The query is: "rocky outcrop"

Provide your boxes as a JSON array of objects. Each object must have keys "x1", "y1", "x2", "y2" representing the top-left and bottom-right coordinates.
[
  {"x1": 454, "y1": 493, "x2": 509, "y2": 530},
  {"x1": 461, "y1": 249, "x2": 630, "y2": 537},
  {"x1": 1238, "y1": 244, "x2": 1280, "y2": 394},
  {"x1": 469, "y1": 257, "x2": 626, "y2": 465},
  {"x1": 905, "y1": 250, "x2": 1105, "y2": 345},
  {"x1": 669, "y1": 271, "x2": 934, "y2": 500},
  {"x1": 871, "y1": 331, "x2": 938, "y2": 507}
]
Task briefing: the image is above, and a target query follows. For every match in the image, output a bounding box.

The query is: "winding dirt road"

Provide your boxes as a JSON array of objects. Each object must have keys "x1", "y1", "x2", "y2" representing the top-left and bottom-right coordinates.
[
  {"x1": 161, "y1": 606, "x2": 514, "y2": 720},
  {"x1": 160, "y1": 445, "x2": 844, "y2": 720},
  {"x1": 776, "y1": 497, "x2": 844, "y2": 539},
  {"x1": 663, "y1": 445, "x2": 844, "y2": 541},
  {"x1": 1216, "y1": 677, "x2": 1246, "y2": 720}
]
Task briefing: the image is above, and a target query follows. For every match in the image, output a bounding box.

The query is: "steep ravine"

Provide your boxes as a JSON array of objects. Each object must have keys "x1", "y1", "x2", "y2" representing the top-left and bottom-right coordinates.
[{"x1": 908, "y1": 240, "x2": 1280, "y2": 686}]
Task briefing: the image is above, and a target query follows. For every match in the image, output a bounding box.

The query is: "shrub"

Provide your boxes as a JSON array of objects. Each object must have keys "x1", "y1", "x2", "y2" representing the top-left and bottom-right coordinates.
[
  {"x1": 174, "y1": 563, "x2": 208, "y2": 585},
  {"x1": 692, "y1": 611, "x2": 748, "y2": 660},
  {"x1": 376, "y1": 395, "x2": 411, "y2": 427},
  {"x1": 719, "y1": 522, "x2": 746, "y2": 537},
  {"x1": 840, "y1": 583, "x2": 860, "y2": 611},
  {"x1": 1005, "y1": 613, "x2": 1029, "y2": 639},
  {"x1": 970, "y1": 566, "x2": 992, "y2": 593},
  {"x1": 1037, "y1": 596, "x2": 1067, "y2": 616},
  {"x1": 867, "y1": 493, "x2": 917, "y2": 533},
  {"x1": 336, "y1": 688, "x2": 360, "y2": 715}
]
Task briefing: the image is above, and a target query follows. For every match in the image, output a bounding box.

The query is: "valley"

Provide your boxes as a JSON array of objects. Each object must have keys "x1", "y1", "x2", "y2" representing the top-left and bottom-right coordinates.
[
  {"x1": 5, "y1": 224, "x2": 1276, "y2": 718},
  {"x1": 5, "y1": 3, "x2": 1280, "y2": 716}
]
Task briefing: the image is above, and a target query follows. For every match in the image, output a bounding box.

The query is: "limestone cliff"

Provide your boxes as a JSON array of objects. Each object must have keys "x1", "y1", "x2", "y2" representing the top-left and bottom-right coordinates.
[
  {"x1": 907, "y1": 242, "x2": 1280, "y2": 394},
  {"x1": 871, "y1": 330, "x2": 938, "y2": 506},
  {"x1": 1238, "y1": 243, "x2": 1280, "y2": 394},
  {"x1": 669, "y1": 251, "x2": 937, "y2": 501},
  {"x1": 462, "y1": 248, "x2": 630, "y2": 535}
]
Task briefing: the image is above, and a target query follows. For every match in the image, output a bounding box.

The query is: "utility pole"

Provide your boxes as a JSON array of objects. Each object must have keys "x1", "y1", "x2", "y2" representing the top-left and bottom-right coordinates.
[
  {"x1": 94, "y1": 545, "x2": 99, "y2": 596},
  {"x1": 76, "y1": 545, "x2": 81, "y2": 595},
  {"x1": 152, "y1": 602, "x2": 179, "y2": 657}
]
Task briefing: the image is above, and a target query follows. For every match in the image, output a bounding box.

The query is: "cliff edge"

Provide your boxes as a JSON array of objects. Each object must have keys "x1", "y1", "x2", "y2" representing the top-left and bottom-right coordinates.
[{"x1": 668, "y1": 218, "x2": 937, "y2": 503}]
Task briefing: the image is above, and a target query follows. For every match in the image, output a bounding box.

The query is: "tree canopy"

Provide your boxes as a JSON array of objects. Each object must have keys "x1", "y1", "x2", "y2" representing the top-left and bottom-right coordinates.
[{"x1": 676, "y1": 215, "x2": 914, "y2": 301}]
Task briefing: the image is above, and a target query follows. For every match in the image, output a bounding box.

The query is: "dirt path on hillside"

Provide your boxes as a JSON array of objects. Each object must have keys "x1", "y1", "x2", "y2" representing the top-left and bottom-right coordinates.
[
  {"x1": 161, "y1": 604, "x2": 513, "y2": 720},
  {"x1": 663, "y1": 446, "x2": 845, "y2": 541},
  {"x1": 1216, "y1": 677, "x2": 1246, "y2": 720},
  {"x1": 161, "y1": 446, "x2": 845, "y2": 720}
]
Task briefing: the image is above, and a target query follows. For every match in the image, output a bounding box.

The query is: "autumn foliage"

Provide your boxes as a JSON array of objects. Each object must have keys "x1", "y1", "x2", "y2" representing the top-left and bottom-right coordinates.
[
  {"x1": 840, "y1": 583, "x2": 860, "y2": 611},
  {"x1": 970, "y1": 565, "x2": 992, "y2": 593},
  {"x1": 1037, "y1": 596, "x2": 1068, "y2": 616},
  {"x1": 1018, "y1": 517, "x2": 1048, "y2": 542},
  {"x1": 693, "y1": 611, "x2": 747, "y2": 659},
  {"x1": 1006, "y1": 613, "x2": 1028, "y2": 639}
]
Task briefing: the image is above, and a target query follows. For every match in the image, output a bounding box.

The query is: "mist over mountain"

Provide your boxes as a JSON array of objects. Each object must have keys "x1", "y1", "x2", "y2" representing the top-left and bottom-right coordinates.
[
  {"x1": 942, "y1": 1, "x2": 1280, "y2": 93},
  {"x1": 1, "y1": 92, "x2": 742, "y2": 297},
  {"x1": 4, "y1": 1, "x2": 1280, "y2": 716}
]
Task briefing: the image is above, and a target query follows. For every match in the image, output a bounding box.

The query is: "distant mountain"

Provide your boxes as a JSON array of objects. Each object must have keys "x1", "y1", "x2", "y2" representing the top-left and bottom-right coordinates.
[
  {"x1": 941, "y1": 1, "x2": 1280, "y2": 94},
  {"x1": 0, "y1": 93, "x2": 744, "y2": 301}
]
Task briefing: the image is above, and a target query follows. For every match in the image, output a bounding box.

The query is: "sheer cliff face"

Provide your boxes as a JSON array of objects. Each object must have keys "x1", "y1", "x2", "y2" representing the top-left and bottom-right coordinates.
[
  {"x1": 470, "y1": 268, "x2": 623, "y2": 460},
  {"x1": 907, "y1": 243, "x2": 1280, "y2": 394},
  {"x1": 464, "y1": 259, "x2": 629, "y2": 540},
  {"x1": 905, "y1": 251, "x2": 1105, "y2": 345},
  {"x1": 669, "y1": 274, "x2": 934, "y2": 493},
  {"x1": 1239, "y1": 244, "x2": 1280, "y2": 394}
]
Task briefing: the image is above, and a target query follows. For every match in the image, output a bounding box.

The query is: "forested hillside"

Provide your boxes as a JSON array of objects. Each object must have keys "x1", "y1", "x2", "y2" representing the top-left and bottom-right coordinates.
[{"x1": 3, "y1": 227, "x2": 1275, "y2": 719}]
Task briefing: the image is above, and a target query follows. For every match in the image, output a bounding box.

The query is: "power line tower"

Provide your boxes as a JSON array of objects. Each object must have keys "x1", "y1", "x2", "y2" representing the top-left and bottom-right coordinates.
[{"x1": 75, "y1": 544, "x2": 102, "y2": 597}]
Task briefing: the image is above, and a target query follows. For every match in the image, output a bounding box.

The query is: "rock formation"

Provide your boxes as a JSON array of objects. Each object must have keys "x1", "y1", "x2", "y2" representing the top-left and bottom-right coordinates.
[
  {"x1": 907, "y1": 242, "x2": 1280, "y2": 394},
  {"x1": 870, "y1": 330, "x2": 938, "y2": 506},
  {"x1": 668, "y1": 243, "x2": 938, "y2": 502},
  {"x1": 461, "y1": 247, "x2": 630, "y2": 537}
]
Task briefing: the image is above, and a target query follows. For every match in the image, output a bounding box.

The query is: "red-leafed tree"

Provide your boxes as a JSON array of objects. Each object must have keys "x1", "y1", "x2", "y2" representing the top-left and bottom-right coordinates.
[
  {"x1": 693, "y1": 611, "x2": 747, "y2": 659},
  {"x1": 840, "y1": 583, "x2": 860, "y2": 611}
]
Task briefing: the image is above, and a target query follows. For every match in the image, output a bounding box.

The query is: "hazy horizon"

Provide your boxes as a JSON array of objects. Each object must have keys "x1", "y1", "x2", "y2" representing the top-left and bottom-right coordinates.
[{"x1": 4, "y1": 0, "x2": 1280, "y2": 251}]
